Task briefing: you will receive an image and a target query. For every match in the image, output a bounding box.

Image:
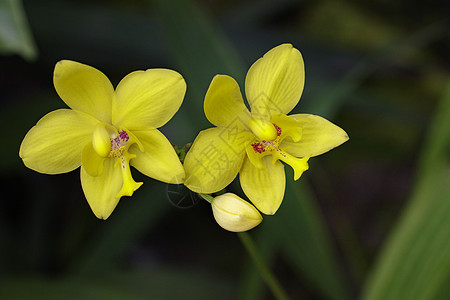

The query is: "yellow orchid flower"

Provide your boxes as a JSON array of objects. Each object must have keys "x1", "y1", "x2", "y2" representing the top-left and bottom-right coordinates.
[
  {"x1": 184, "y1": 44, "x2": 349, "y2": 215},
  {"x1": 19, "y1": 60, "x2": 186, "y2": 219}
]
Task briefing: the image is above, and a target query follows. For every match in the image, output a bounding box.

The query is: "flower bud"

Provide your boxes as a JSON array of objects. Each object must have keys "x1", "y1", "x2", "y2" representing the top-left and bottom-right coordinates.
[
  {"x1": 211, "y1": 193, "x2": 262, "y2": 232},
  {"x1": 248, "y1": 118, "x2": 277, "y2": 141}
]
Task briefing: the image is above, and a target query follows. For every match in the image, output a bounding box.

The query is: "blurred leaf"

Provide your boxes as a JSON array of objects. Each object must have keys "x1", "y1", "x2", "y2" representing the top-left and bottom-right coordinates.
[
  {"x1": 361, "y1": 81, "x2": 450, "y2": 300},
  {"x1": 0, "y1": 266, "x2": 236, "y2": 300},
  {"x1": 270, "y1": 177, "x2": 349, "y2": 300},
  {"x1": 25, "y1": 1, "x2": 164, "y2": 69},
  {"x1": 239, "y1": 177, "x2": 350, "y2": 300},
  {"x1": 0, "y1": 0, "x2": 37, "y2": 60},
  {"x1": 155, "y1": 0, "x2": 245, "y2": 130},
  {"x1": 238, "y1": 234, "x2": 276, "y2": 300},
  {"x1": 304, "y1": 21, "x2": 447, "y2": 120},
  {"x1": 70, "y1": 181, "x2": 170, "y2": 273},
  {"x1": 302, "y1": 0, "x2": 399, "y2": 51}
]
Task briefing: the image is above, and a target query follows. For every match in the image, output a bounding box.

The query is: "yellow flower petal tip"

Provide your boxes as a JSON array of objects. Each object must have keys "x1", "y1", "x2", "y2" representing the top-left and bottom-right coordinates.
[
  {"x1": 90, "y1": 201, "x2": 117, "y2": 221},
  {"x1": 21, "y1": 60, "x2": 186, "y2": 219},
  {"x1": 211, "y1": 193, "x2": 263, "y2": 232},
  {"x1": 291, "y1": 156, "x2": 309, "y2": 181}
]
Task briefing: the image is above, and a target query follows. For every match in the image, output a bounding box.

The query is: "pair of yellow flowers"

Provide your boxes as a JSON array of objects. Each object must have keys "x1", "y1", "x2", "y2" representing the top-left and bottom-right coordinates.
[{"x1": 19, "y1": 44, "x2": 348, "y2": 232}]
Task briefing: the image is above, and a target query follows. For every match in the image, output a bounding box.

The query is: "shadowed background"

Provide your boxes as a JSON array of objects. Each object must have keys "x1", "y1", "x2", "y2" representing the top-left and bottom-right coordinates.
[{"x1": 1, "y1": 0, "x2": 449, "y2": 299}]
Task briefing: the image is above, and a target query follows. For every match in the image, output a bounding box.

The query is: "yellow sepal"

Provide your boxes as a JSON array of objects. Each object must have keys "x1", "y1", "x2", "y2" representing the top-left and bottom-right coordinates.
[
  {"x1": 129, "y1": 128, "x2": 185, "y2": 184},
  {"x1": 54, "y1": 60, "x2": 114, "y2": 123},
  {"x1": 240, "y1": 157, "x2": 286, "y2": 215},
  {"x1": 281, "y1": 114, "x2": 349, "y2": 157},
  {"x1": 204, "y1": 75, "x2": 251, "y2": 129},
  {"x1": 246, "y1": 44, "x2": 305, "y2": 119},
  {"x1": 184, "y1": 127, "x2": 251, "y2": 193}
]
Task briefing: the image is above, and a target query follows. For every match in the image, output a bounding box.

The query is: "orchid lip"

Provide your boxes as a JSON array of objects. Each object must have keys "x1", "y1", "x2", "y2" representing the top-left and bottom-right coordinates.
[
  {"x1": 91, "y1": 123, "x2": 142, "y2": 198},
  {"x1": 249, "y1": 122, "x2": 309, "y2": 180}
]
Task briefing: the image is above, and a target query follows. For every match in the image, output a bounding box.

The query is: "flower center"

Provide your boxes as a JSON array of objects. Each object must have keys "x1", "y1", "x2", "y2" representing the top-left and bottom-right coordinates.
[
  {"x1": 248, "y1": 118, "x2": 278, "y2": 141},
  {"x1": 92, "y1": 123, "x2": 142, "y2": 198},
  {"x1": 251, "y1": 123, "x2": 282, "y2": 154},
  {"x1": 109, "y1": 130, "x2": 129, "y2": 158},
  {"x1": 247, "y1": 117, "x2": 309, "y2": 181}
]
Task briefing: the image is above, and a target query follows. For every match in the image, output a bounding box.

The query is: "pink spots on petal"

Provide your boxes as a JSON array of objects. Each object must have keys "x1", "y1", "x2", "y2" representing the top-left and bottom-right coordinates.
[
  {"x1": 252, "y1": 142, "x2": 265, "y2": 153},
  {"x1": 111, "y1": 137, "x2": 120, "y2": 150},
  {"x1": 251, "y1": 125, "x2": 283, "y2": 155},
  {"x1": 119, "y1": 130, "x2": 129, "y2": 143},
  {"x1": 273, "y1": 123, "x2": 282, "y2": 136},
  {"x1": 109, "y1": 130, "x2": 130, "y2": 158},
  {"x1": 277, "y1": 148, "x2": 287, "y2": 158}
]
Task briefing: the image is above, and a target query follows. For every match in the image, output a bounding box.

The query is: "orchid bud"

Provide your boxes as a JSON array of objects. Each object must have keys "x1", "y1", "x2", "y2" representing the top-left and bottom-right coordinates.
[{"x1": 211, "y1": 193, "x2": 262, "y2": 232}]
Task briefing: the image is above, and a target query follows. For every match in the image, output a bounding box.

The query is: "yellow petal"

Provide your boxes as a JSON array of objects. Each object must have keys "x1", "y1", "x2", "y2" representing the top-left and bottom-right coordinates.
[
  {"x1": 184, "y1": 127, "x2": 252, "y2": 193},
  {"x1": 81, "y1": 158, "x2": 122, "y2": 220},
  {"x1": 211, "y1": 193, "x2": 263, "y2": 232},
  {"x1": 53, "y1": 60, "x2": 114, "y2": 123},
  {"x1": 281, "y1": 114, "x2": 349, "y2": 157},
  {"x1": 271, "y1": 113, "x2": 302, "y2": 142},
  {"x1": 113, "y1": 69, "x2": 186, "y2": 130},
  {"x1": 246, "y1": 139, "x2": 309, "y2": 181},
  {"x1": 239, "y1": 156, "x2": 286, "y2": 215},
  {"x1": 81, "y1": 142, "x2": 105, "y2": 177},
  {"x1": 19, "y1": 109, "x2": 99, "y2": 174},
  {"x1": 115, "y1": 152, "x2": 143, "y2": 199},
  {"x1": 245, "y1": 44, "x2": 304, "y2": 119},
  {"x1": 245, "y1": 140, "x2": 264, "y2": 169},
  {"x1": 204, "y1": 75, "x2": 251, "y2": 130},
  {"x1": 272, "y1": 152, "x2": 309, "y2": 181},
  {"x1": 129, "y1": 128, "x2": 185, "y2": 184}
]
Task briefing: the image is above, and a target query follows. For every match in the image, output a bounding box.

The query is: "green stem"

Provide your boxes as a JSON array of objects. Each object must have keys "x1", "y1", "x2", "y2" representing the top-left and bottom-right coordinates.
[
  {"x1": 238, "y1": 232, "x2": 290, "y2": 300},
  {"x1": 198, "y1": 193, "x2": 214, "y2": 203}
]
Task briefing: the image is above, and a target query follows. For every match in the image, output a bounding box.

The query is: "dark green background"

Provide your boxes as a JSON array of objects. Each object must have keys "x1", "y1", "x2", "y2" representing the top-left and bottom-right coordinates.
[{"x1": 1, "y1": 0, "x2": 449, "y2": 299}]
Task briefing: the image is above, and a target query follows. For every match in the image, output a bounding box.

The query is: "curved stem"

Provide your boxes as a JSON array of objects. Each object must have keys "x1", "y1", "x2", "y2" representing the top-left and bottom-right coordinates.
[{"x1": 238, "y1": 232, "x2": 290, "y2": 300}]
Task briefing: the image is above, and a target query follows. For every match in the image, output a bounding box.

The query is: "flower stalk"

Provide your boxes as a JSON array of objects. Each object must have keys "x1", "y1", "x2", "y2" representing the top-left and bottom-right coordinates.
[
  {"x1": 238, "y1": 232, "x2": 290, "y2": 300},
  {"x1": 199, "y1": 193, "x2": 214, "y2": 203}
]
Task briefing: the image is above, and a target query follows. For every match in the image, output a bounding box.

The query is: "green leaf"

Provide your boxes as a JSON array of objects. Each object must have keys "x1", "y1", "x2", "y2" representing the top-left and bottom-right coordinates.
[
  {"x1": 0, "y1": 0, "x2": 37, "y2": 60},
  {"x1": 239, "y1": 178, "x2": 350, "y2": 300},
  {"x1": 270, "y1": 178, "x2": 349, "y2": 300},
  {"x1": 69, "y1": 181, "x2": 170, "y2": 273},
  {"x1": 304, "y1": 22, "x2": 447, "y2": 120},
  {"x1": 155, "y1": 0, "x2": 245, "y2": 130},
  {"x1": 238, "y1": 232, "x2": 276, "y2": 300},
  {"x1": 361, "y1": 81, "x2": 450, "y2": 300}
]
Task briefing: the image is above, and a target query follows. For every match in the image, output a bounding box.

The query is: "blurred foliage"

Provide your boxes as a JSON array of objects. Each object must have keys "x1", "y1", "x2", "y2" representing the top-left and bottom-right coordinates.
[
  {"x1": 1, "y1": 0, "x2": 449, "y2": 299},
  {"x1": 0, "y1": 0, "x2": 37, "y2": 60}
]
